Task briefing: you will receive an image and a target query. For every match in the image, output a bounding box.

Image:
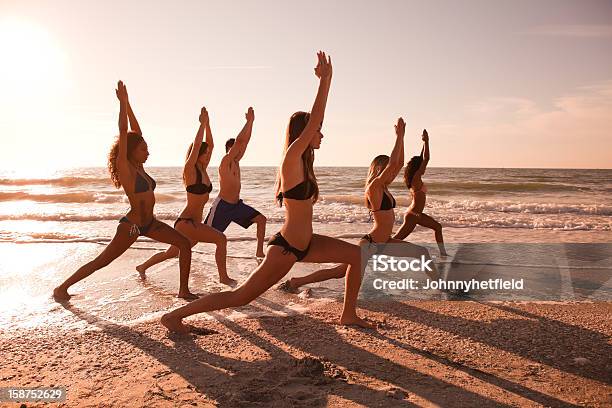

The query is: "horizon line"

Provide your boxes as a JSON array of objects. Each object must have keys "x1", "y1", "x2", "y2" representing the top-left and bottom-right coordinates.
[{"x1": 22, "y1": 165, "x2": 612, "y2": 171}]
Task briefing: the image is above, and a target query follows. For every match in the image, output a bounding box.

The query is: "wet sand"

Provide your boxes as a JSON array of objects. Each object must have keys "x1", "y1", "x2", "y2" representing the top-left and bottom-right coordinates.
[{"x1": 1, "y1": 295, "x2": 610, "y2": 407}]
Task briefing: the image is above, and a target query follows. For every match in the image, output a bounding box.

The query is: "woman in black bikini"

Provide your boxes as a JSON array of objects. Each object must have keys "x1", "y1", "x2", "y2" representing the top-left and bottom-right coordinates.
[
  {"x1": 136, "y1": 107, "x2": 236, "y2": 286},
  {"x1": 393, "y1": 129, "x2": 447, "y2": 256},
  {"x1": 277, "y1": 118, "x2": 435, "y2": 292},
  {"x1": 161, "y1": 52, "x2": 372, "y2": 333},
  {"x1": 53, "y1": 81, "x2": 196, "y2": 301}
]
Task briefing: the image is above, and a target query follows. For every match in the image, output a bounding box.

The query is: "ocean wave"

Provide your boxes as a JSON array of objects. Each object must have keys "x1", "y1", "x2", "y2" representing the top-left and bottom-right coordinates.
[
  {"x1": 0, "y1": 231, "x2": 290, "y2": 247},
  {"x1": 421, "y1": 181, "x2": 594, "y2": 193},
  {"x1": 0, "y1": 231, "x2": 90, "y2": 242},
  {"x1": 436, "y1": 217, "x2": 610, "y2": 231},
  {"x1": 0, "y1": 176, "x2": 112, "y2": 187},
  {"x1": 321, "y1": 195, "x2": 612, "y2": 216},
  {"x1": 0, "y1": 191, "x2": 179, "y2": 204},
  {"x1": 323, "y1": 180, "x2": 599, "y2": 194},
  {"x1": 0, "y1": 212, "x2": 180, "y2": 222},
  {"x1": 432, "y1": 200, "x2": 612, "y2": 216}
]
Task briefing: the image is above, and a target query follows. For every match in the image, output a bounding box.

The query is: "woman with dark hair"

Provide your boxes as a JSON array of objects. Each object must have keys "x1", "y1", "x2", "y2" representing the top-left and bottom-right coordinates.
[
  {"x1": 393, "y1": 129, "x2": 447, "y2": 256},
  {"x1": 277, "y1": 118, "x2": 436, "y2": 292},
  {"x1": 135, "y1": 107, "x2": 235, "y2": 285},
  {"x1": 53, "y1": 81, "x2": 196, "y2": 301},
  {"x1": 160, "y1": 52, "x2": 372, "y2": 333}
]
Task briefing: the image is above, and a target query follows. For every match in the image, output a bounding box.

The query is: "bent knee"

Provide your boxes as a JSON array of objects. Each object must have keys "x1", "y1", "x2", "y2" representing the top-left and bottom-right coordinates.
[
  {"x1": 177, "y1": 237, "x2": 191, "y2": 252},
  {"x1": 403, "y1": 213, "x2": 416, "y2": 223}
]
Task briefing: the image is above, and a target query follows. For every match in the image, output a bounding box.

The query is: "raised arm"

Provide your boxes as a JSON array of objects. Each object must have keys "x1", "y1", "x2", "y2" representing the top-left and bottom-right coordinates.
[
  {"x1": 116, "y1": 81, "x2": 129, "y2": 166},
  {"x1": 114, "y1": 81, "x2": 134, "y2": 190},
  {"x1": 205, "y1": 113, "x2": 214, "y2": 152},
  {"x1": 378, "y1": 117, "x2": 405, "y2": 183},
  {"x1": 226, "y1": 107, "x2": 254, "y2": 162},
  {"x1": 399, "y1": 125, "x2": 405, "y2": 169},
  {"x1": 417, "y1": 129, "x2": 430, "y2": 174},
  {"x1": 286, "y1": 51, "x2": 332, "y2": 158},
  {"x1": 126, "y1": 93, "x2": 142, "y2": 136},
  {"x1": 185, "y1": 107, "x2": 209, "y2": 169}
]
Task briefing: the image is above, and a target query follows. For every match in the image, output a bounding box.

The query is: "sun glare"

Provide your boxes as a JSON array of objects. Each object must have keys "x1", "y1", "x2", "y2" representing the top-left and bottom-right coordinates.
[{"x1": 0, "y1": 18, "x2": 67, "y2": 103}]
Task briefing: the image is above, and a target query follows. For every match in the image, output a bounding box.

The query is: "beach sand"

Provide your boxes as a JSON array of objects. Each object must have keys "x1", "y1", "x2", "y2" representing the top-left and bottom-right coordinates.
[
  {"x1": 1, "y1": 224, "x2": 611, "y2": 407},
  {"x1": 1, "y1": 297, "x2": 610, "y2": 407}
]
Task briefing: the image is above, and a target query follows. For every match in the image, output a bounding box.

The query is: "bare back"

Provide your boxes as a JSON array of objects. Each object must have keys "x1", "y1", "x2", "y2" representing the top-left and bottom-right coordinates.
[{"x1": 218, "y1": 155, "x2": 241, "y2": 203}]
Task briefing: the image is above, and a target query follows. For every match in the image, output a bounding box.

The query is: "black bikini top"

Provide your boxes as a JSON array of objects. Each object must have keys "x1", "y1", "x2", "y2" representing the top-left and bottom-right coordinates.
[
  {"x1": 368, "y1": 190, "x2": 396, "y2": 212},
  {"x1": 186, "y1": 167, "x2": 213, "y2": 195},
  {"x1": 134, "y1": 171, "x2": 156, "y2": 193},
  {"x1": 277, "y1": 179, "x2": 316, "y2": 203}
]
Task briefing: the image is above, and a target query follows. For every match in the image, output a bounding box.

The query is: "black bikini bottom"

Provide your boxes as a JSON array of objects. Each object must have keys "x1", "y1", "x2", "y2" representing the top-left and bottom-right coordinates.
[
  {"x1": 267, "y1": 232, "x2": 310, "y2": 261},
  {"x1": 119, "y1": 216, "x2": 155, "y2": 236},
  {"x1": 361, "y1": 234, "x2": 388, "y2": 252}
]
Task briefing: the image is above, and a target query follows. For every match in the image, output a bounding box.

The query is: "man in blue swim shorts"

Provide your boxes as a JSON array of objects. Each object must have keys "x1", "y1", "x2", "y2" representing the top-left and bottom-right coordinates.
[{"x1": 205, "y1": 107, "x2": 267, "y2": 257}]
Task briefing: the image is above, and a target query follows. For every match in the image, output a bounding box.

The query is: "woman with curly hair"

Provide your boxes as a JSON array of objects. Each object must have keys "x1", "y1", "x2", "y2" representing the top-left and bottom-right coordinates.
[{"x1": 53, "y1": 81, "x2": 196, "y2": 301}]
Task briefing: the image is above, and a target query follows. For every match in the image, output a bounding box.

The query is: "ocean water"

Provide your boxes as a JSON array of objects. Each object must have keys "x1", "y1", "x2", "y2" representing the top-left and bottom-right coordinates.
[
  {"x1": 1, "y1": 166, "x2": 611, "y2": 241},
  {"x1": 0, "y1": 167, "x2": 611, "y2": 332}
]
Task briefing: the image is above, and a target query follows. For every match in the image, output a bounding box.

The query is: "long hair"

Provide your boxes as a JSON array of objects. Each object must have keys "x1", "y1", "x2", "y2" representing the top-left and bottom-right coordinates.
[
  {"x1": 404, "y1": 156, "x2": 423, "y2": 189},
  {"x1": 274, "y1": 111, "x2": 319, "y2": 206},
  {"x1": 108, "y1": 132, "x2": 144, "y2": 188},
  {"x1": 183, "y1": 141, "x2": 209, "y2": 185},
  {"x1": 364, "y1": 155, "x2": 389, "y2": 207}
]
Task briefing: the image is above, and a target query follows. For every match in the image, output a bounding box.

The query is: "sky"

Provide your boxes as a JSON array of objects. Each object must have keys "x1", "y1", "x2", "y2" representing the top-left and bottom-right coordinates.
[{"x1": 1, "y1": 0, "x2": 611, "y2": 170}]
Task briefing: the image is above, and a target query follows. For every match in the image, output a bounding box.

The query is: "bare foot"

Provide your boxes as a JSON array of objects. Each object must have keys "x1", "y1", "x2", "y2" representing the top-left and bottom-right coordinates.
[
  {"x1": 136, "y1": 264, "x2": 147, "y2": 277},
  {"x1": 53, "y1": 287, "x2": 71, "y2": 302},
  {"x1": 340, "y1": 315, "x2": 376, "y2": 330},
  {"x1": 219, "y1": 276, "x2": 237, "y2": 287},
  {"x1": 256, "y1": 250, "x2": 265, "y2": 258},
  {"x1": 277, "y1": 279, "x2": 299, "y2": 294},
  {"x1": 161, "y1": 313, "x2": 190, "y2": 334},
  {"x1": 178, "y1": 291, "x2": 199, "y2": 300}
]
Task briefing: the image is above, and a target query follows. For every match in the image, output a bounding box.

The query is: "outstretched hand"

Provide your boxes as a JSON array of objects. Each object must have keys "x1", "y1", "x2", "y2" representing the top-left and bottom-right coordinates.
[
  {"x1": 115, "y1": 80, "x2": 128, "y2": 102},
  {"x1": 422, "y1": 129, "x2": 429, "y2": 142},
  {"x1": 314, "y1": 51, "x2": 332, "y2": 80},
  {"x1": 245, "y1": 107, "x2": 255, "y2": 123},
  {"x1": 395, "y1": 117, "x2": 406, "y2": 137},
  {"x1": 199, "y1": 106, "x2": 209, "y2": 125}
]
